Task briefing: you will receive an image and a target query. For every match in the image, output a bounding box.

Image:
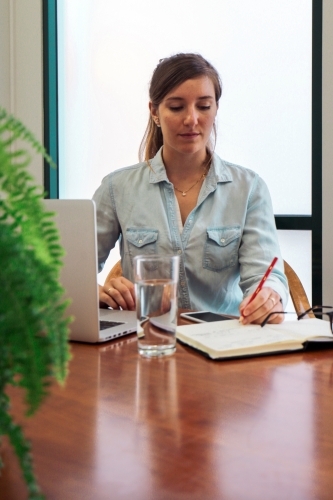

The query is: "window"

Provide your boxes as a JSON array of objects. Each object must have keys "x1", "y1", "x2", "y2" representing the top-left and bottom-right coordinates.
[{"x1": 44, "y1": 0, "x2": 322, "y2": 304}]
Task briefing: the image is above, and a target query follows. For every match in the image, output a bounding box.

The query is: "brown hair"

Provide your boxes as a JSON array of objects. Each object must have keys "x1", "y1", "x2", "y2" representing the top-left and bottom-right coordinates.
[{"x1": 139, "y1": 53, "x2": 222, "y2": 162}]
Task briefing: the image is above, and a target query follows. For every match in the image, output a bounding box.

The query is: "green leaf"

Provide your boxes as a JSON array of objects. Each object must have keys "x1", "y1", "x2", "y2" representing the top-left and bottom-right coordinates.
[{"x1": 0, "y1": 106, "x2": 71, "y2": 498}]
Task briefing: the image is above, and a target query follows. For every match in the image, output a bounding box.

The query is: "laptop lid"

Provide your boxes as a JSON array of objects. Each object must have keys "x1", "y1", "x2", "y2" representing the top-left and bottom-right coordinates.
[{"x1": 44, "y1": 199, "x2": 136, "y2": 343}]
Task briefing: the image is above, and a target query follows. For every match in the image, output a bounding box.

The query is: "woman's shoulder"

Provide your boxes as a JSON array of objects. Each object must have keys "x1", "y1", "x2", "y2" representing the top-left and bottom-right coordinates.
[
  {"x1": 112, "y1": 160, "x2": 148, "y2": 177},
  {"x1": 212, "y1": 154, "x2": 271, "y2": 200},
  {"x1": 100, "y1": 160, "x2": 149, "y2": 185},
  {"x1": 104, "y1": 148, "x2": 166, "y2": 186},
  {"x1": 213, "y1": 153, "x2": 258, "y2": 180}
]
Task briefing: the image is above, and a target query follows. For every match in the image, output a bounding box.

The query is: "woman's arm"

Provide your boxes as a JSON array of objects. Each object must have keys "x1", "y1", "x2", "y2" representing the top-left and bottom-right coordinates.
[
  {"x1": 93, "y1": 175, "x2": 133, "y2": 309},
  {"x1": 93, "y1": 174, "x2": 121, "y2": 272},
  {"x1": 238, "y1": 175, "x2": 288, "y2": 324}
]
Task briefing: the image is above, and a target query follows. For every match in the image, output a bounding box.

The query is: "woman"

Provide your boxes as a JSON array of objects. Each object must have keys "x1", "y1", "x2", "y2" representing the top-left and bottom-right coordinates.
[{"x1": 93, "y1": 53, "x2": 288, "y2": 324}]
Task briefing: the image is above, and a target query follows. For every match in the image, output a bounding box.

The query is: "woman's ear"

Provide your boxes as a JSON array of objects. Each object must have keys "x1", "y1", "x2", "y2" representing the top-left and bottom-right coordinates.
[{"x1": 149, "y1": 102, "x2": 161, "y2": 127}]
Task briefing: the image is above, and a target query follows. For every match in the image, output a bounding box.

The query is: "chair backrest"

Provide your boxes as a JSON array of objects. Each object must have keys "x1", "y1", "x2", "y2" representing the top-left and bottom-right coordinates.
[
  {"x1": 283, "y1": 260, "x2": 314, "y2": 317},
  {"x1": 104, "y1": 258, "x2": 314, "y2": 318},
  {"x1": 105, "y1": 259, "x2": 123, "y2": 281}
]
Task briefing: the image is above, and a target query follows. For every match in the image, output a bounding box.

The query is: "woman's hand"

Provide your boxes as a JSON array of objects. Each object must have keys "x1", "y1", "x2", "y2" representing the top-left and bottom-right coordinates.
[
  {"x1": 239, "y1": 287, "x2": 283, "y2": 325},
  {"x1": 99, "y1": 277, "x2": 136, "y2": 311}
]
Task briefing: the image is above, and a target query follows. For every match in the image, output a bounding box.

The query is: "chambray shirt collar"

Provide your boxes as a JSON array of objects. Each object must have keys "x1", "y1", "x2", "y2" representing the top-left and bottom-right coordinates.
[
  {"x1": 148, "y1": 147, "x2": 233, "y2": 185},
  {"x1": 147, "y1": 148, "x2": 168, "y2": 183}
]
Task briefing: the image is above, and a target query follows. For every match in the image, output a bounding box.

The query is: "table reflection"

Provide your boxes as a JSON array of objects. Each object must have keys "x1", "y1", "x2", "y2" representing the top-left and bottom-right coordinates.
[
  {"x1": 51, "y1": 340, "x2": 333, "y2": 499},
  {"x1": 217, "y1": 362, "x2": 315, "y2": 499},
  {"x1": 3, "y1": 335, "x2": 333, "y2": 500}
]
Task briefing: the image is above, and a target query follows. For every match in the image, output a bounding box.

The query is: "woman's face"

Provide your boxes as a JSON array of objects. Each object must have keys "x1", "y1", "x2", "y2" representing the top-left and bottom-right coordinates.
[{"x1": 150, "y1": 76, "x2": 218, "y2": 161}]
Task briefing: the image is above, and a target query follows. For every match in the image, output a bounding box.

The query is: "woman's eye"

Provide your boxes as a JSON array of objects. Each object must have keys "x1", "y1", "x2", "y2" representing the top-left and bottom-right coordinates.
[{"x1": 168, "y1": 104, "x2": 211, "y2": 112}]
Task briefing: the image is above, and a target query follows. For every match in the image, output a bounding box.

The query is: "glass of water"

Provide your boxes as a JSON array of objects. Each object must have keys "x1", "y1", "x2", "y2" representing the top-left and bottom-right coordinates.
[{"x1": 133, "y1": 254, "x2": 180, "y2": 357}]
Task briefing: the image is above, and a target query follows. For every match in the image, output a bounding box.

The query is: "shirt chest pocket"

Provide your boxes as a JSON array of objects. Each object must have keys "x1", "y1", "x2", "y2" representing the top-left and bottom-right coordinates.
[
  {"x1": 126, "y1": 228, "x2": 159, "y2": 258},
  {"x1": 203, "y1": 226, "x2": 241, "y2": 272}
]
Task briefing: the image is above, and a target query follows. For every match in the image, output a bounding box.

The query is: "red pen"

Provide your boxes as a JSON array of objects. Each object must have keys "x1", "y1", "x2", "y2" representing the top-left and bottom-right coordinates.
[{"x1": 247, "y1": 257, "x2": 278, "y2": 305}]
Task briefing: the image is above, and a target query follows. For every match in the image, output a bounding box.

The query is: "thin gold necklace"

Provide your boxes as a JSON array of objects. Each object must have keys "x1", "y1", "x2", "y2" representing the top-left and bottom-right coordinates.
[
  {"x1": 173, "y1": 170, "x2": 207, "y2": 197},
  {"x1": 146, "y1": 157, "x2": 211, "y2": 197}
]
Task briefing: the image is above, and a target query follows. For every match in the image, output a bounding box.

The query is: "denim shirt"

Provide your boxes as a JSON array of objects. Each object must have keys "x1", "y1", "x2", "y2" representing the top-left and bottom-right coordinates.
[{"x1": 93, "y1": 148, "x2": 288, "y2": 315}]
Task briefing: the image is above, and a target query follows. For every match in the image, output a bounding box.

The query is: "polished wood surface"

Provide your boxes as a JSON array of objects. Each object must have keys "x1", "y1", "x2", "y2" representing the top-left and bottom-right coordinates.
[{"x1": 2, "y1": 332, "x2": 333, "y2": 499}]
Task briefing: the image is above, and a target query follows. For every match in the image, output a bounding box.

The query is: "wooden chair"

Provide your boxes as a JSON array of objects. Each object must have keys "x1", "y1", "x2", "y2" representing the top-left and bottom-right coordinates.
[
  {"x1": 104, "y1": 258, "x2": 314, "y2": 317},
  {"x1": 283, "y1": 260, "x2": 314, "y2": 317},
  {"x1": 105, "y1": 259, "x2": 123, "y2": 280}
]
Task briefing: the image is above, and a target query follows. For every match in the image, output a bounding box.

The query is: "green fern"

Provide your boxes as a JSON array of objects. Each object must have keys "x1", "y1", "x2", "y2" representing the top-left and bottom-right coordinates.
[{"x1": 0, "y1": 107, "x2": 71, "y2": 499}]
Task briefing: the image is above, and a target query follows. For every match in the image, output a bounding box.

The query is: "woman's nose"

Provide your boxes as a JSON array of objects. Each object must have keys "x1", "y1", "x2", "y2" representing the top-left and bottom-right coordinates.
[{"x1": 184, "y1": 108, "x2": 198, "y2": 126}]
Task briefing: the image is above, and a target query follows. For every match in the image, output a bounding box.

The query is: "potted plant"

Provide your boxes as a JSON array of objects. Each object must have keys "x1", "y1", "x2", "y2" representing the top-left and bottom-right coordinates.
[{"x1": 0, "y1": 106, "x2": 71, "y2": 499}]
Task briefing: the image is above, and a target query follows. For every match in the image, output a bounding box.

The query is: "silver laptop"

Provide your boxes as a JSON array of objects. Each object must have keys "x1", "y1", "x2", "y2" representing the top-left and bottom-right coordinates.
[{"x1": 44, "y1": 199, "x2": 137, "y2": 343}]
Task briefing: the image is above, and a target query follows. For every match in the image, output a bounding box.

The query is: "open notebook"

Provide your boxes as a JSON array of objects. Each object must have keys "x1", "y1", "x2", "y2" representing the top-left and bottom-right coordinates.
[
  {"x1": 176, "y1": 317, "x2": 333, "y2": 360},
  {"x1": 44, "y1": 199, "x2": 136, "y2": 343}
]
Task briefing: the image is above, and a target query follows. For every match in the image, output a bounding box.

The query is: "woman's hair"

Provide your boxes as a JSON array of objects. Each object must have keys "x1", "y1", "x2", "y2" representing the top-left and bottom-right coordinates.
[{"x1": 139, "y1": 53, "x2": 222, "y2": 162}]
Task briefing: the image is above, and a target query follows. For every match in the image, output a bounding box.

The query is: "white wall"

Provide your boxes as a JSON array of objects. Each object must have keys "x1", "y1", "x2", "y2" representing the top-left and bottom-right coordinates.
[
  {"x1": 0, "y1": 0, "x2": 11, "y2": 108},
  {"x1": 1, "y1": 0, "x2": 332, "y2": 306},
  {"x1": 0, "y1": 0, "x2": 43, "y2": 187}
]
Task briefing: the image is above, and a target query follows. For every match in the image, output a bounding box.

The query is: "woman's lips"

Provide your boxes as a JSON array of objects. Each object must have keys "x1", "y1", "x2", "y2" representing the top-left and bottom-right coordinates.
[{"x1": 179, "y1": 133, "x2": 200, "y2": 138}]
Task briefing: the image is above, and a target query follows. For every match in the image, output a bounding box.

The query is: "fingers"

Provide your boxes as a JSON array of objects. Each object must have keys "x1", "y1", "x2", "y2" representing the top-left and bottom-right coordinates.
[
  {"x1": 240, "y1": 287, "x2": 283, "y2": 325},
  {"x1": 99, "y1": 277, "x2": 136, "y2": 311}
]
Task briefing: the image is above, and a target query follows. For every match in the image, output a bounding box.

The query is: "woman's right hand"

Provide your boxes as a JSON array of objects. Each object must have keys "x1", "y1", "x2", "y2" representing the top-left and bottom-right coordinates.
[{"x1": 99, "y1": 277, "x2": 136, "y2": 310}]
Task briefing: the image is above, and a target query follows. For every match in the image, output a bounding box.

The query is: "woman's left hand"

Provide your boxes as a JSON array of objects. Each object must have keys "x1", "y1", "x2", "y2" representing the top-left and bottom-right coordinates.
[{"x1": 239, "y1": 287, "x2": 283, "y2": 325}]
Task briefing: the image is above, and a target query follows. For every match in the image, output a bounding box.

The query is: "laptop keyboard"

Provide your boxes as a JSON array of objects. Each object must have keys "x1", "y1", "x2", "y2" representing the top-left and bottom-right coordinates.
[{"x1": 99, "y1": 320, "x2": 124, "y2": 331}]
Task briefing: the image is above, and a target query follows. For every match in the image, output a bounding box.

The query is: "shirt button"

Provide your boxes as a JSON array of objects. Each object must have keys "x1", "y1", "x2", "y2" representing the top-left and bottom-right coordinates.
[
  {"x1": 177, "y1": 249, "x2": 182, "y2": 254},
  {"x1": 138, "y1": 239, "x2": 143, "y2": 244},
  {"x1": 221, "y1": 238, "x2": 225, "y2": 243}
]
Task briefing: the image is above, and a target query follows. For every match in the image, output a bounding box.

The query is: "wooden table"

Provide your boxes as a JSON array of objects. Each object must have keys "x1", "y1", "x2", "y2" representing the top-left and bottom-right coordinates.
[{"x1": 1, "y1": 331, "x2": 333, "y2": 499}]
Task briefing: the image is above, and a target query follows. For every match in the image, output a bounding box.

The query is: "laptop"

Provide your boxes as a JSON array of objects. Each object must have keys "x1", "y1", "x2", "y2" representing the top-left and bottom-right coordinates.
[{"x1": 44, "y1": 199, "x2": 137, "y2": 343}]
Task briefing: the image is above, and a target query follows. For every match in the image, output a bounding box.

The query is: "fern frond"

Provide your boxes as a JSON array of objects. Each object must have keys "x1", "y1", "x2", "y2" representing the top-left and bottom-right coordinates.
[{"x1": 0, "y1": 106, "x2": 71, "y2": 497}]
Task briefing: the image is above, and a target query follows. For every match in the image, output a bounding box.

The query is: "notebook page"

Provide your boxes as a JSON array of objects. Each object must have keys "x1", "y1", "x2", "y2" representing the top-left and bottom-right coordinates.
[
  {"x1": 269, "y1": 317, "x2": 333, "y2": 339},
  {"x1": 177, "y1": 321, "x2": 302, "y2": 353}
]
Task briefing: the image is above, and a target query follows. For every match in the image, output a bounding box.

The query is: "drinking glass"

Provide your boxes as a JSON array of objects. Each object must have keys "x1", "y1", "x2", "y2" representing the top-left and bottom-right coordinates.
[{"x1": 133, "y1": 255, "x2": 180, "y2": 357}]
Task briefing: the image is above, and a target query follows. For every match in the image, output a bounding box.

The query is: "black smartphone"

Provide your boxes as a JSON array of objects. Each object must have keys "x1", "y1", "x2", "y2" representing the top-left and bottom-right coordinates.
[{"x1": 180, "y1": 311, "x2": 231, "y2": 323}]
